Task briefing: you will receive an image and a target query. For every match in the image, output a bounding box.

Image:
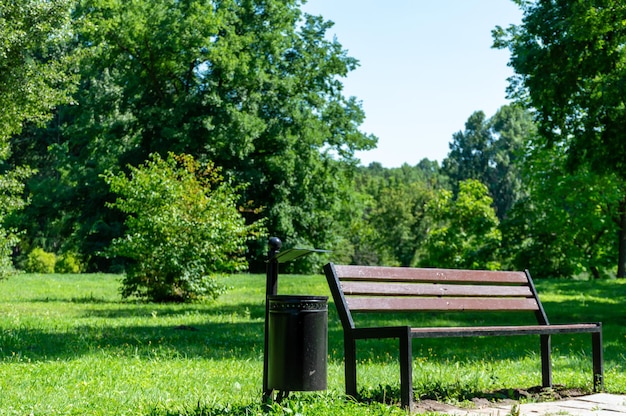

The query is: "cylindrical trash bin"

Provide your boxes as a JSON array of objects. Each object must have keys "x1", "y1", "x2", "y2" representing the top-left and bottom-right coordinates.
[{"x1": 268, "y1": 295, "x2": 328, "y2": 391}]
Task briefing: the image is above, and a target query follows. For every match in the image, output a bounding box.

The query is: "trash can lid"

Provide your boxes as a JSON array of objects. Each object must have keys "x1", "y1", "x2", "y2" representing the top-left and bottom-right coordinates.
[{"x1": 268, "y1": 295, "x2": 328, "y2": 311}]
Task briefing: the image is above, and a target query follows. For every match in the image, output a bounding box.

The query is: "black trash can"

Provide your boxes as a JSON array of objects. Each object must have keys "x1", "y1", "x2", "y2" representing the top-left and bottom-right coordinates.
[{"x1": 267, "y1": 295, "x2": 328, "y2": 391}]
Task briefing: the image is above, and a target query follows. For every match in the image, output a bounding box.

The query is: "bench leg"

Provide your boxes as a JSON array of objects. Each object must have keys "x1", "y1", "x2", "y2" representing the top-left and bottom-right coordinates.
[
  {"x1": 540, "y1": 334, "x2": 552, "y2": 388},
  {"x1": 399, "y1": 329, "x2": 413, "y2": 412},
  {"x1": 592, "y1": 331, "x2": 603, "y2": 391},
  {"x1": 344, "y1": 334, "x2": 358, "y2": 400}
]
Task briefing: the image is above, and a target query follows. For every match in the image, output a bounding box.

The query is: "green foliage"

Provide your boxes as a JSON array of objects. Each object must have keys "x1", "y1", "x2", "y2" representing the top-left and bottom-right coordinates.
[
  {"x1": 443, "y1": 111, "x2": 492, "y2": 194},
  {"x1": 104, "y1": 153, "x2": 264, "y2": 302},
  {"x1": 0, "y1": 166, "x2": 31, "y2": 278},
  {"x1": 0, "y1": 0, "x2": 75, "y2": 278},
  {"x1": 494, "y1": 0, "x2": 626, "y2": 179},
  {"x1": 0, "y1": 0, "x2": 75, "y2": 149},
  {"x1": 55, "y1": 252, "x2": 83, "y2": 274},
  {"x1": 494, "y1": 0, "x2": 626, "y2": 276},
  {"x1": 442, "y1": 105, "x2": 534, "y2": 220},
  {"x1": 418, "y1": 179, "x2": 502, "y2": 270},
  {"x1": 502, "y1": 143, "x2": 621, "y2": 278},
  {"x1": 8, "y1": 0, "x2": 374, "y2": 273},
  {"x1": 8, "y1": 0, "x2": 626, "y2": 282},
  {"x1": 346, "y1": 161, "x2": 444, "y2": 267},
  {"x1": 23, "y1": 248, "x2": 57, "y2": 274}
]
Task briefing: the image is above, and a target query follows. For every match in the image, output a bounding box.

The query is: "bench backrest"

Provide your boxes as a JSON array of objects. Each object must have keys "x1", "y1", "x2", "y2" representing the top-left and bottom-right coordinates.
[{"x1": 323, "y1": 263, "x2": 550, "y2": 330}]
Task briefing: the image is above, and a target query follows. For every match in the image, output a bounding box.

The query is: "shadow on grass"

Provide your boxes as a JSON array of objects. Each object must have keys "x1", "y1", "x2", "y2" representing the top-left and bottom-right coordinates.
[
  {"x1": 0, "y1": 303, "x2": 268, "y2": 362},
  {"x1": 1, "y1": 323, "x2": 261, "y2": 361},
  {"x1": 26, "y1": 296, "x2": 119, "y2": 304},
  {"x1": 0, "y1": 300, "x2": 343, "y2": 363},
  {"x1": 4, "y1": 298, "x2": 622, "y2": 372},
  {"x1": 79, "y1": 301, "x2": 267, "y2": 320}
]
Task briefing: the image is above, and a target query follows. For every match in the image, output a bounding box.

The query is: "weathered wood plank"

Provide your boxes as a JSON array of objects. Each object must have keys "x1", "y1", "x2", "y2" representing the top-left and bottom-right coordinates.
[
  {"x1": 340, "y1": 281, "x2": 534, "y2": 297},
  {"x1": 408, "y1": 323, "x2": 601, "y2": 338},
  {"x1": 346, "y1": 296, "x2": 540, "y2": 312},
  {"x1": 333, "y1": 265, "x2": 528, "y2": 284}
]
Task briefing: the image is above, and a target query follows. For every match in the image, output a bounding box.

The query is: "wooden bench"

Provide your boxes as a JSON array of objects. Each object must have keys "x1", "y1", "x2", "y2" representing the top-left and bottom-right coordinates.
[{"x1": 323, "y1": 263, "x2": 603, "y2": 411}]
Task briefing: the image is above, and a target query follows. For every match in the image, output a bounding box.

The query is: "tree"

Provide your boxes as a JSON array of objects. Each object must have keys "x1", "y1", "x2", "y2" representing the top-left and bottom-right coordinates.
[
  {"x1": 104, "y1": 153, "x2": 264, "y2": 302},
  {"x1": 0, "y1": 0, "x2": 75, "y2": 275},
  {"x1": 418, "y1": 179, "x2": 502, "y2": 270},
  {"x1": 443, "y1": 111, "x2": 492, "y2": 196},
  {"x1": 494, "y1": 0, "x2": 626, "y2": 276},
  {"x1": 502, "y1": 143, "x2": 621, "y2": 278},
  {"x1": 0, "y1": 0, "x2": 74, "y2": 149},
  {"x1": 12, "y1": 0, "x2": 375, "y2": 272},
  {"x1": 344, "y1": 161, "x2": 444, "y2": 267},
  {"x1": 442, "y1": 105, "x2": 534, "y2": 220},
  {"x1": 0, "y1": 167, "x2": 31, "y2": 277},
  {"x1": 488, "y1": 105, "x2": 536, "y2": 218}
]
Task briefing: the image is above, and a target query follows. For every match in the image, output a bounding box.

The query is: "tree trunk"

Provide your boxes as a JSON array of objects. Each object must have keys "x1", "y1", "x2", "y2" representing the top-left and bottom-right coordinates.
[
  {"x1": 590, "y1": 265, "x2": 601, "y2": 280},
  {"x1": 618, "y1": 197, "x2": 626, "y2": 278}
]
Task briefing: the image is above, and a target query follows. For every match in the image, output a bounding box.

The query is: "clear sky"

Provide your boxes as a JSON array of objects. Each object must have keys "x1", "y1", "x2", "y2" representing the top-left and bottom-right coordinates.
[{"x1": 301, "y1": 1, "x2": 523, "y2": 167}]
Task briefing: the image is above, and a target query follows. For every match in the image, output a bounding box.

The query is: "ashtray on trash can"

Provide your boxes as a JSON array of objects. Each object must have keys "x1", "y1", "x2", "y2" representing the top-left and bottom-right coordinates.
[{"x1": 267, "y1": 295, "x2": 328, "y2": 391}]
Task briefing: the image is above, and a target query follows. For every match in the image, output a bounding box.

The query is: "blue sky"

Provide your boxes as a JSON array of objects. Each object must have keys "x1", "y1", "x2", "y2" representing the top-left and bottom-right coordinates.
[{"x1": 301, "y1": 1, "x2": 523, "y2": 167}]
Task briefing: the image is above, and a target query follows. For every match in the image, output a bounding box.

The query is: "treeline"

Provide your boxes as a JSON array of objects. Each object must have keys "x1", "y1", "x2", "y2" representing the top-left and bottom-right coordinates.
[
  {"x1": 2, "y1": 0, "x2": 625, "y2": 281},
  {"x1": 341, "y1": 106, "x2": 622, "y2": 279}
]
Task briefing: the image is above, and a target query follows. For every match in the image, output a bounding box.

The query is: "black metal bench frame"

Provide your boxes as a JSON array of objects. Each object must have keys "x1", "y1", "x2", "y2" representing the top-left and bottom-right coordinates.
[{"x1": 323, "y1": 263, "x2": 604, "y2": 411}]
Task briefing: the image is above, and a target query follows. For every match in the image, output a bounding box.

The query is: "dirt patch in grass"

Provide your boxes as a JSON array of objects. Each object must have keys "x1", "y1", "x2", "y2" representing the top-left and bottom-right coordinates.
[
  {"x1": 414, "y1": 385, "x2": 588, "y2": 413},
  {"x1": 481, "y1": 385, "x2": 587, "y2": 402}
]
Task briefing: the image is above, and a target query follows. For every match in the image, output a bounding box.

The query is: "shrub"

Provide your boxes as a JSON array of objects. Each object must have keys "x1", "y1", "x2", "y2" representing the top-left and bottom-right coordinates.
[
  {"x1": 23, "y1": 248, "x2": 57, "y2": 273},
  {"x1": 55, "y1": 252, "x2": 83, "y2": 273},
  {"x1": 104, "y1": 153, "x2": 264, "y2": 302}
]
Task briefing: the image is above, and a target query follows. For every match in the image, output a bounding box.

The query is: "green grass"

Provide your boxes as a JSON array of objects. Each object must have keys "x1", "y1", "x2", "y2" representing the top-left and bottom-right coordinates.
[{"x1": 0, "y1": 273, "x2": 625, "y2": 415}]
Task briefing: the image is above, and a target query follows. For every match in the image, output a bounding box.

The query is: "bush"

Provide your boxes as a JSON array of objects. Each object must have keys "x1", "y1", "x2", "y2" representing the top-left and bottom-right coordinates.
[
  {"x1": 23, "y1": 248, "x2": 57, "y2": 273},
  {"x1": 55, "y1": 252, "x2": 83, "y2": 273},
  {"x1": 104, "y1": 153, "x2": 265, "y2": 302}
]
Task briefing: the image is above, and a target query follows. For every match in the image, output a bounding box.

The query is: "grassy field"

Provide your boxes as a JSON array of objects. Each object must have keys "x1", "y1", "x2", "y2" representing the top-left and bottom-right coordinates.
[{"x1": 0, "y1": 272, "x2": 625, "y2": 415}]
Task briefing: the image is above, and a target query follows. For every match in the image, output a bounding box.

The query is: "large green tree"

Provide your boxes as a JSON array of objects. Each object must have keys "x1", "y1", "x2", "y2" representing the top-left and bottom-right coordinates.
[
  {"x1": 442, "y1": 105, "x2": 534, "y2": 220},
  {"x1": 443, "y1": 111, "x2": 492, "y2": 197},
  {"x1": 12, "y1": 0, "x2": 375, "y2": 271},
  {"x1": 494, "y1": 0, "x2": 626, "y2": 277},
  {"x1": 0, "y1": 0, "x2": 75, "y2": 275},
  {"x1": 502, "y1": 142, "x2": 621, "y2": 278},
  {"x1": 0, "y1": 0, "x2": 74, "y2": 149}
]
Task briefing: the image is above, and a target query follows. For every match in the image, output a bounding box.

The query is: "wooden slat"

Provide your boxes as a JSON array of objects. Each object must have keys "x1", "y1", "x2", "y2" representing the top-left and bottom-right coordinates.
[
  {"x1": 340, "y1": 281, "x2": 534, "y2": 298},
  {"x1": 334, "y1": 265, "x2": 528, "y2": 284},
  {"x1": 408, "y1": 323, "x2": 602, "y2": 338},
  {"x1": 346, "y1": 296, "x2": 540, "y2": 312}
]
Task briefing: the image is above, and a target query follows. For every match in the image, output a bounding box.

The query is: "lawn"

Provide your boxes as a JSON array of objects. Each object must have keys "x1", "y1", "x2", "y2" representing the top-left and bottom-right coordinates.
[{"x1": 0, "y1": 272, "x2": 624, "y2": 415}]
